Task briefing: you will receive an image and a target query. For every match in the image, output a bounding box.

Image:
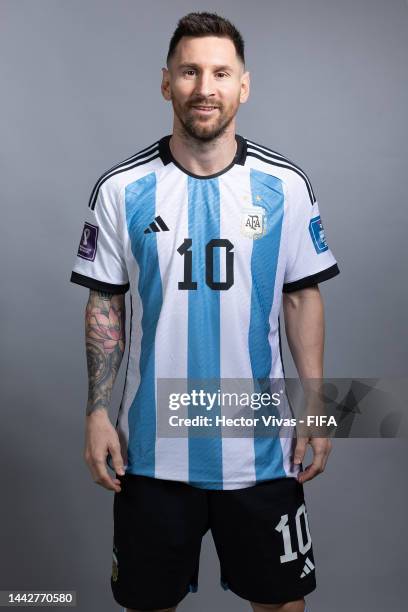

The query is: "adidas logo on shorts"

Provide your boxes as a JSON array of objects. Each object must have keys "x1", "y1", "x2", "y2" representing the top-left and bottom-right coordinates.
[{"x1": 300, "y1": 556, "x2": 315, "y2": 578}]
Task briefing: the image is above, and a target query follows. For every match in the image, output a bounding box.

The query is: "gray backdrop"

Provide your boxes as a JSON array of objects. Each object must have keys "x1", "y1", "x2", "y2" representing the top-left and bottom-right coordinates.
[{"x1": 1, "y1": 0, "x2": 407, "y2": 610}]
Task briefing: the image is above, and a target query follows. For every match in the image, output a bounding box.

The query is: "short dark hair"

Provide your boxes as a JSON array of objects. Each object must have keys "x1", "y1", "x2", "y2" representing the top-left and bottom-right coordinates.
[{"x1": 167, "y1": 12, "x2": 245, "y2": 66}]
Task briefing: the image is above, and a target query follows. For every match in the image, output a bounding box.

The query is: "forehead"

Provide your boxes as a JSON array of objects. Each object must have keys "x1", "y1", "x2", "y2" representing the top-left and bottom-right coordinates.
[{"x1": 170, "y1": 35, "x2": 240, "y2": 68}]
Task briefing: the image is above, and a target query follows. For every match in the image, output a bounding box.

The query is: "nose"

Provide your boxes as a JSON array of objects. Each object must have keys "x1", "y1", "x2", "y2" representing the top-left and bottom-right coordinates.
[{"x1": 194, "y1": 71, "x2": 215, "y2": 99}]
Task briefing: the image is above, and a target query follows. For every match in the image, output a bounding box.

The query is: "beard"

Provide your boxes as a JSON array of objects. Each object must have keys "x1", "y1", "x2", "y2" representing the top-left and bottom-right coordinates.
[{"x1": 172, "y1": 96, "x2": 240, "y2": 142}]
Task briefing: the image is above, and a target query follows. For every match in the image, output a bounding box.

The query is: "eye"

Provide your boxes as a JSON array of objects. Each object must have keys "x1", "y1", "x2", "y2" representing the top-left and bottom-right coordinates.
[
  {"x1": 183, "y1": 69, "x2": 196, "y2": 77},
  {"x1": 215, "y1": 72, "x2": 228, "y2": 79}
]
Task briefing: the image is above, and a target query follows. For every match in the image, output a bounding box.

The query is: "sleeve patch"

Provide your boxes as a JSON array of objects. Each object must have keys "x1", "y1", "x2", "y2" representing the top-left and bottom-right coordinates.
[
  {"x1": 77, "y1": 222, "x2": 99, "y2": 261},
  {"x1": 309, "y1": 216, "x2": 328, "y2": 253}
]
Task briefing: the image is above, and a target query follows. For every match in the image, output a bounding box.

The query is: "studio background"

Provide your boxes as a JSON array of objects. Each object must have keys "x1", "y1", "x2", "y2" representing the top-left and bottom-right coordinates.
[{"x1": 1, "y1": 1, "x2": 407, "y2": 611}]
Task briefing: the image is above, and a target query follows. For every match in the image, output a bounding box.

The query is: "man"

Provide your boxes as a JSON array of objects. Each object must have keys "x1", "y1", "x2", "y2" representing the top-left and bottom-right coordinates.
[{"x1": 70, "y1": 12, "x2": 339, "y2": 612}]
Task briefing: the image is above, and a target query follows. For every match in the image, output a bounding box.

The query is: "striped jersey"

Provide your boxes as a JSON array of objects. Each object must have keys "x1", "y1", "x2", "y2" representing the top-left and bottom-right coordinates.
[{"x1": 70, "y1": 134, "x2": 340, "y2": 490}]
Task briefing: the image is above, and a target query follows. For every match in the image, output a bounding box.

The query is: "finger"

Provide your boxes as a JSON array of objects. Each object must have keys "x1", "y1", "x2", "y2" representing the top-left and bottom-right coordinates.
[
  {"x1": 84, "y1": 447, "x2": 122, "y2": 492},
  {"x1": 321, "y1": 439, "x2": 332, "y2": 471},
  {"x1": 297, "y1": 438, "x2": 332, "y2": 483},
  {"x1": 90, "y1": 457, "x2": 121, "y2": 492},
  {"x1": 96, "y1": 478, "x2": 122, "y2": 493},
  {"x1": 293, "y1": 437, "x2": 308, "y2": 465},
  {"x1": 311, "y1": 439, "x2": 332, "y2": 471},
  {"x1": 94, "y1": 473, "x2": 122, "y2": 492},
  {"x1": 297, "y1": 457, "x2": 325, "y2": 483}
]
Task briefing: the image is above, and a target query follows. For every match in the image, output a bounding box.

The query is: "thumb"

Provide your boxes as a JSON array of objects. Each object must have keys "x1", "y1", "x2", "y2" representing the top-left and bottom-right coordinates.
[
  {"x1": 294, "y1": 437, "x2": 308, "y2": 465},
  {"x1": 109, "y1": 442, "x2": 125, "y2": 476}
]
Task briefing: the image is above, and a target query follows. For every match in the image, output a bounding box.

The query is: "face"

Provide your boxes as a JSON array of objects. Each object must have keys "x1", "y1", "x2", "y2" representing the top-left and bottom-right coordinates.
[{"x1": 162, "y1": 36, "x2": 250, "y2": 142}]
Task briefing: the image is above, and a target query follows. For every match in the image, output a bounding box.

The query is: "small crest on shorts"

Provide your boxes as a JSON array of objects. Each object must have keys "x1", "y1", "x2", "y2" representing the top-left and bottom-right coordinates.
[
  {"x1": 241, "y1": 206, "x2": 267, "y2": 239},
  {"x1": 112, "y1": 545, "x2": 119, "y2": 582}
]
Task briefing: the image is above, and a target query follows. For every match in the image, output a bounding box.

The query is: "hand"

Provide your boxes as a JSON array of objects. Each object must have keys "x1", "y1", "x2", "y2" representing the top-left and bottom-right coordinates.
[
  {"x1": 293, "y1": 436, "x2": 332, "y2": 484},
  {"x1": 84, "y1": 410, "x2": 125, "y2": 492}
]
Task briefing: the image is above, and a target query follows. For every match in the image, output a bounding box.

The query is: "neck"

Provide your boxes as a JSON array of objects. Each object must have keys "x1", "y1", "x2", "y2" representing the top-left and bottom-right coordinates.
[{"x1": 169, "y1": 121, "x2": 237, "y2": 176}]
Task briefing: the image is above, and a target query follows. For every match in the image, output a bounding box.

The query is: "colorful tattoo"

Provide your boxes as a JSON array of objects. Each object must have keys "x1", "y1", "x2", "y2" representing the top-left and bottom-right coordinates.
[{"x1": 85, "y1": 290, "x2": 126, "y2": 415}]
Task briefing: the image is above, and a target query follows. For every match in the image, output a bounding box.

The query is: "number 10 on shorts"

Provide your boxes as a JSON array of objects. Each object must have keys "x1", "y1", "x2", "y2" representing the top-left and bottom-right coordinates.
[{"x1": 275, "y1": 503, "x2": 312, "y2": 563}]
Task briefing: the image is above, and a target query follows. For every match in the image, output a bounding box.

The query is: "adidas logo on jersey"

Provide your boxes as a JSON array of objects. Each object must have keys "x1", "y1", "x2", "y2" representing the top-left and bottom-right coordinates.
[
  {"x1": 144, "y1": 216, "x2": 170, "y2": 234},
  {"x1": 300, "y1": 556, "x2": 315, "y2": 578}
]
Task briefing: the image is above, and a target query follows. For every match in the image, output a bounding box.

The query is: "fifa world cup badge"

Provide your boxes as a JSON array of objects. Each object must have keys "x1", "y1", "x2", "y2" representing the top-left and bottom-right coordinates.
[{"x1": 241, "y1": 206, "x2": 267, "y2": 239}]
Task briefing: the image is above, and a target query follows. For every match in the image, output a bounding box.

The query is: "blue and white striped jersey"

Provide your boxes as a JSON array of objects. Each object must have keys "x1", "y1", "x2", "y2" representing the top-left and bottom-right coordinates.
[{"x1": 70, "y1": 135, "x2": 339, "y2": 490}]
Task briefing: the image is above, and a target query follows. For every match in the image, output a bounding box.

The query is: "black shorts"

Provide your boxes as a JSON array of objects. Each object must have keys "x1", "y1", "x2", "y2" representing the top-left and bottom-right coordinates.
[{"x1": 111, "y1": 474, "x2": 316, "y2": 610}]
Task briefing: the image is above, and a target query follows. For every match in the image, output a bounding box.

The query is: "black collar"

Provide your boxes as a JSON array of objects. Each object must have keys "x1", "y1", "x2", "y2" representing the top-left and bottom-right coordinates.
[{"x1": 158, "y1": 134, "x2": 247, "y2": 180}]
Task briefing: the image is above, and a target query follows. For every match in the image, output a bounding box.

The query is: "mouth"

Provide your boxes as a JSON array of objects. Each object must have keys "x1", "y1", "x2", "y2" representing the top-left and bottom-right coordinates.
[{"x1": 190, "y1": 105, "x2": 219, "y2": 114}]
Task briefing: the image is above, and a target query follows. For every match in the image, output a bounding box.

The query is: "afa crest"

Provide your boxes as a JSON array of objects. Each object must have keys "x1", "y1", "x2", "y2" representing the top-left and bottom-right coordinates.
[{"x1": 241, "y1": 206, "x2": 267, "y2": 239}]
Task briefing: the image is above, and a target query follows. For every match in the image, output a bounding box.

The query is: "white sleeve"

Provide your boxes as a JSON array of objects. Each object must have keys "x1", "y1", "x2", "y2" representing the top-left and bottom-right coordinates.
[
  {"x1": 283, "y1": 177, "x2": 339, "y2": 293},
  {"x1": 70, "y1": 176, "x2": 129, "y2": 294}
]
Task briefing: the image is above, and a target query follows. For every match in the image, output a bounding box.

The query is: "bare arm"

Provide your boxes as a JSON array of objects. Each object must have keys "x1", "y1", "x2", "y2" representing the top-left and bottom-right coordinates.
[
  {"x1": 282, "y1": 285, "x2": 332, "y2": 483},
  {"x1": 83, "y1": 290, "x2": 126, "y2": 492},
  {"x1": 282, "y1": 285, "x2": 324, "y2": 379}
]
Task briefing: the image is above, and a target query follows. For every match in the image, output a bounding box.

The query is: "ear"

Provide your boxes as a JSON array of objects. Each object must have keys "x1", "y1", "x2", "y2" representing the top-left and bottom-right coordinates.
[
  {"x1": 161, "y1": 67, "x2": 172, "y2": 101},
  {"x1": 240, "y1": 70, "x2": 250, "y2": 104}
]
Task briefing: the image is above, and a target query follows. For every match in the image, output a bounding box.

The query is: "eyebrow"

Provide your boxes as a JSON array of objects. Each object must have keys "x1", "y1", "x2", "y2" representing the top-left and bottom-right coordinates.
[{"x1": 178, "y1": 63, "x2": 235, "y2": 72}]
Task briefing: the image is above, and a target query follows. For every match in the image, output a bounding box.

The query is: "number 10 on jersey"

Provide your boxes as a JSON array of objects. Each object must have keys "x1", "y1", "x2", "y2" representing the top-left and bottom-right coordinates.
[{"x1": 177, "y1": 238, "x2": 234, "y2": 291}]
